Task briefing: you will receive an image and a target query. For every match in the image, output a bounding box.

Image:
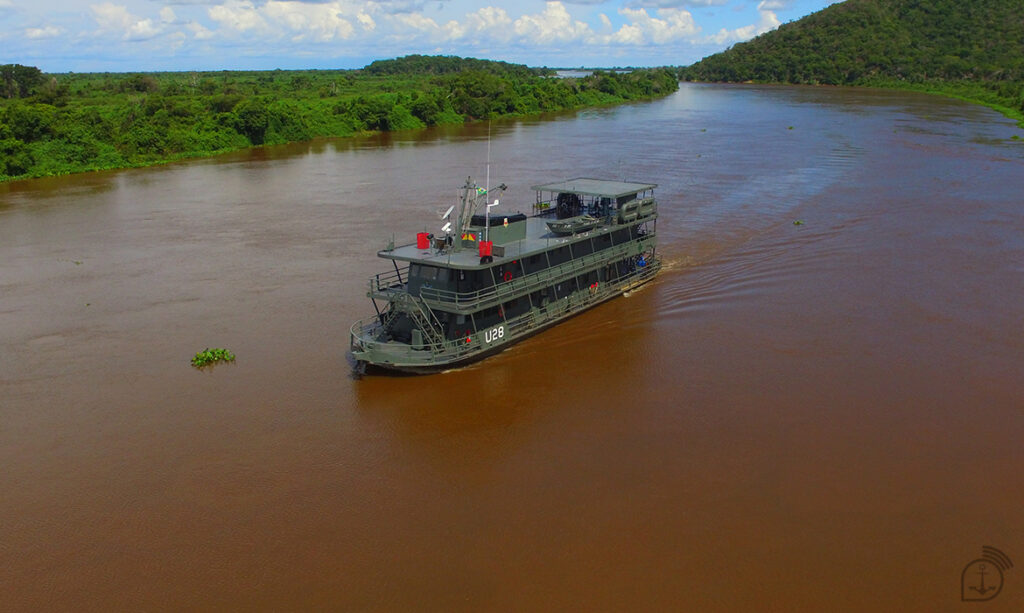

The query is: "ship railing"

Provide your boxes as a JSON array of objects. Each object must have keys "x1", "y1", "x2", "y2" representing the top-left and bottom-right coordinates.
[
  {"x1": 350, "y1": 311, "x2": 452, "y2": 360},
  {"x1": 369, "y1": 266, "x2": 409, "y2": 295},
  {"x1": 350, "y1": 314, "x2": 486, "y2": 362},
  {"x1": 351, "y1": 257, "x2": 662, "y2": 365},
  {"x1": 419, "y1": 235, "x2": 655, "y2": 313}
]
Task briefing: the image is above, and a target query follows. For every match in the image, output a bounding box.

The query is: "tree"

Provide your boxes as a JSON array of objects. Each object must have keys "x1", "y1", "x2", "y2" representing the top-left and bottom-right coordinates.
[
  {"x1": 0, "y1": 138, "x2": 34, "y2": 176},
  {"x1": 233, "y1": 98, "x2": 270, "y2": 144},
  {"x1": 1, "y1": 64, "x2": 45, "y2": 99},
  {"x1": 3, "y1": 102, "x2": 56, "y2": 143}
]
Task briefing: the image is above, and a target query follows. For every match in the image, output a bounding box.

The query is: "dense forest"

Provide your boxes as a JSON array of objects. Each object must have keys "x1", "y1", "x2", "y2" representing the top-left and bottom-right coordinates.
[
  {"x1": 0, "y1": 56, "x2": 678, "y2": 182},
  {"x1": 363, "y1": 54, "x2": 552, "y2": 78},
  {"x1": 681, "y1": 0, "x2": 1024, "y2": 124}
]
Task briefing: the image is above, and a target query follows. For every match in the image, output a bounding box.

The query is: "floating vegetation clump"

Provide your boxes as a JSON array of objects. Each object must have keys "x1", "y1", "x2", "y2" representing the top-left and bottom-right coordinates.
[{"x1": 191, "y1": 348, "x2": 235, "y2": 369}]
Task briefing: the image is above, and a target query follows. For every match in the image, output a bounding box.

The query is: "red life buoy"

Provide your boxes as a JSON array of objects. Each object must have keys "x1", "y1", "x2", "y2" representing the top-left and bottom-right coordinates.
[{"x1": 503, "y1": 271, "x2": 512, "y2": 282}]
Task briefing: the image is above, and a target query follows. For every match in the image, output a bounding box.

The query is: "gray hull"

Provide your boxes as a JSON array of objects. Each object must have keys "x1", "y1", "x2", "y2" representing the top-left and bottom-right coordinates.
[{"x1": 351, "y1": 259, "x2": 660, "y2": 374}]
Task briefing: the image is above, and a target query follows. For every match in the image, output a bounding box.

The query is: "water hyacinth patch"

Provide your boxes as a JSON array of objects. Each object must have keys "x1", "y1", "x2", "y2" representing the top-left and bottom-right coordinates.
[{"x1": 191, "y1": 347, "x2": 235, "y2": 368}]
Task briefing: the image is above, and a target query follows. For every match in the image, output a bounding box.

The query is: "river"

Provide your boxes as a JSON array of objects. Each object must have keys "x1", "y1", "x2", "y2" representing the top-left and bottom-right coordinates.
[{"x1": 2, "y1": 83, "x2": 1023, "y2": 611}]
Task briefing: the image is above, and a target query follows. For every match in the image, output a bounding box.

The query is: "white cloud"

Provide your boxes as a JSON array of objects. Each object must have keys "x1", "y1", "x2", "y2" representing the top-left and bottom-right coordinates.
[
  {"x1": 614, "y1": 7, "x2": 699, "y2": 44},
  {"x1": 208, "y1": 0, "x2": 268, "y2": 33},
  {"x1": 390, "y1": 11, "x2": 442, "y2": 41},
  {"x1": 466, "y1": 6, "x2": 512, "y2": 32},
  {"x1": 8, "y1": 0, "x2": 809, "y2": 70},
  {"x1": 187, "y1": 20, "x2": 215, "y2": 39},
  {"x1": 25, "y1": 26, "x2": 62, "y2": 39},
  {"x1": 373, "y1": 0, "x2": 437, "y2": 14},
  {"x1": 392, "y1": 11, "x2": 440, "y2": 33},
  {"x1": 167, "y1": 30, "x2": 187, "y2": 51},
  {"x1": 628, "y1": 0, "x2": 728, "y2": 6},
  {"x1": 206, "y1": 0, "x2": 379, "y2": 41},
  {"x1": 610, "y1": 23, "x2": 643, "y2": 45},
  {"x1": 513, "y1": 2, "x2": 593, "y2": 42},
  {"x1": 380, "y1": 1, "x2": 707, "y2": 51},
  {"x1": 707, "y1": 0, "x2": 780, "y2": 44},
  {"x1": 91, "y1": 3, "x2": 163, "y2": 41},
  {"x1": 389, "y1": 5, "x2": 514, "y2": 43},
  {"x1": 356, "y1": 12, "x2": 376, "y2": 31},
  {"x1": 264, "y1": 1, "x2": 355, "y2": 42}
]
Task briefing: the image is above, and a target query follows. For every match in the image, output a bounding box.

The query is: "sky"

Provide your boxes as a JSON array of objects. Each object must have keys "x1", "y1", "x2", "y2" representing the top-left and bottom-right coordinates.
[{"x1": 0, "y1": 0, "x2": 840, "y2": 73}]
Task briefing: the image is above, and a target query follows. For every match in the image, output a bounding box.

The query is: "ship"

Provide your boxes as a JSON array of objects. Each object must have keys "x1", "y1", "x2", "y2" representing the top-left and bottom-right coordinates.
[{"x1": 349, "y1": 177, "x2": 660, "y2": 373}]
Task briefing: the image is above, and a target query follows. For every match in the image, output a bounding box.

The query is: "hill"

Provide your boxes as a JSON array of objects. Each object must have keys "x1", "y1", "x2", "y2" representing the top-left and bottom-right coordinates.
[
  {"x1": 681, "y1": 0, "x2": 1024, "y2": 123},
  {"x1": 363, "y1": 55, "x2": 551, "y2": 78}
]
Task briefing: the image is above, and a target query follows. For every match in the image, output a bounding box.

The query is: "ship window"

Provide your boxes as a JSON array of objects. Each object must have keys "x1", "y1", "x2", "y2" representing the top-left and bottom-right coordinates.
[
  {"x1": 416, "y1": 265, "x2": 446, "y2": 281},
  {"x1": 457, "y1": 314, "x2": 466, "y2": 324}
]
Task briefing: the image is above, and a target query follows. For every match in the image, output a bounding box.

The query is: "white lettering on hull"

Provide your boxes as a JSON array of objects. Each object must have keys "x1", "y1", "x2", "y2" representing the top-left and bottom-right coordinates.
[{"x1": 484, "y1": 325, "x2": 505, "y2": 344}]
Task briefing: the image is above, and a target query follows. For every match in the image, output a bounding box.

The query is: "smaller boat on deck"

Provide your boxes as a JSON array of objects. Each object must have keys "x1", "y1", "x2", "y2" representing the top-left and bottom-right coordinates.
[{"x1": 545, "y1": 214, "x2": 601, "y2": 235}]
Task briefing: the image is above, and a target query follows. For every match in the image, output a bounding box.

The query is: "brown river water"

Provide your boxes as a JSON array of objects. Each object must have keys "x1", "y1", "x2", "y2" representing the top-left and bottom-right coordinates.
[{"x1": 2, "y1": 83, "x2": 1023, "y2": 611}]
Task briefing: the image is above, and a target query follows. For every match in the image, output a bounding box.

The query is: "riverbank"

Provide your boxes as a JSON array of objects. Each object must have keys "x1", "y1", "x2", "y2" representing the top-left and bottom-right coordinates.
[
  {"x1": 860, "y1": 79, "x2": 1024, "y2": 129},
  {"x1": 682, "y1": 77, "x2": 1024, "y2": 132},
  {"x1": 0, "y1": 60, "x2": 679, "y2": 183}
]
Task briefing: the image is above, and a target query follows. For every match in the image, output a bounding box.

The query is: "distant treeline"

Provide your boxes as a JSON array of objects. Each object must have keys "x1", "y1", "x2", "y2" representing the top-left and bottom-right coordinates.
[
  {"x1": 0, "y1": 56, "x2": 678, "y2": 181},
  {"x1": 680, "y1": 0, "x2": 1024, "y2": 124},
  {"x1": 363, "y1": 54, "x2": 552, "y2": 78}
]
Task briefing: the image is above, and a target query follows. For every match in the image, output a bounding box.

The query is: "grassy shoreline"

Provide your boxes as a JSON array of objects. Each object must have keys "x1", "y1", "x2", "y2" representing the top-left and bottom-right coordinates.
[
  {"x1": 685, "y1": 78, "x2": 1024, "y2": 131},
  {"x1": 0, "y1": 62, "x2": 679, "y2": 184},
  {"x1": 0, "y1": 96, "x2": 662, "y2": 184},
  {"x1": 870, "y1": 81, "x2": 1024, "y2": 128}
]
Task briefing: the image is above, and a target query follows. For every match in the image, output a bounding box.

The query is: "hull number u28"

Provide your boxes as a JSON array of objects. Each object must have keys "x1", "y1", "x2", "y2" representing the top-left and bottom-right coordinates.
[{"x1": 484, "y1": 325, "x2": 505, "y2": 344}]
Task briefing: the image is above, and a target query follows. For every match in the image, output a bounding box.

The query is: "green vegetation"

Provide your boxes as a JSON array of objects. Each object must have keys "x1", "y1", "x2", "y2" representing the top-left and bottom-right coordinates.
[
  {"x1": 363, "y1": 54, "x2": 550, "y2": 78},
  {"x1": 680, "y1": 0, "x2": 1024, "y2": 126},
  {"x1": 0, "y1": 56, "x2": 678, "y2": 182},
  {"x1": 191, "y1": 347, "x2": 236, "y2": 368}
]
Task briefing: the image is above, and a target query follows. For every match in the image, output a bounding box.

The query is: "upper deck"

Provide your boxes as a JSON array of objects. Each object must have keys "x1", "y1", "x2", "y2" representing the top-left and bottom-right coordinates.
[
  {"x1": 377, "y1": 177, "x2": 658, "y2": 270},
  {"x1": 529, "y1": 178, "x2": 657, "y2": 200},
  {"x1": 382, "y1": 217, "x2": 598, "y2": 269}
]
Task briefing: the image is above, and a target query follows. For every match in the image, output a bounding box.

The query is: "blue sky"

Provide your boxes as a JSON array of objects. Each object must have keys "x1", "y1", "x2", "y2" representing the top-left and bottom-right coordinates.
[{"x1": 1, "y1": 0, "x2": 839, "y2": 72}]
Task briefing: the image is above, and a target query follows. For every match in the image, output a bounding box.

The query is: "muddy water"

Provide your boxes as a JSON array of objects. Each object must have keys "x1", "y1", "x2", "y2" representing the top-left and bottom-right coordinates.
[{"x1": 2, "y1": 83, "x2": 1023, "y2": 611}]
